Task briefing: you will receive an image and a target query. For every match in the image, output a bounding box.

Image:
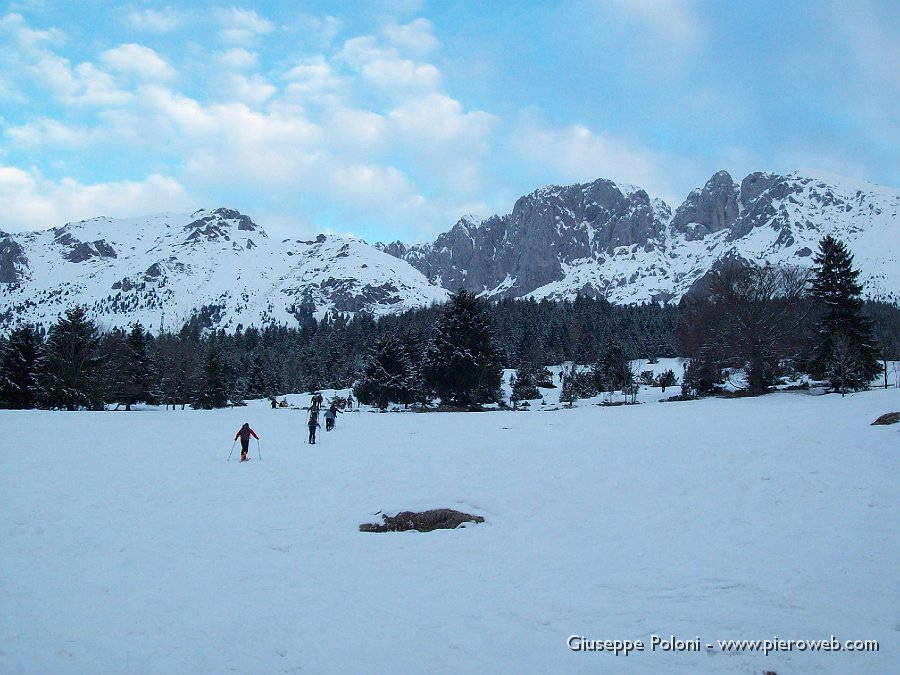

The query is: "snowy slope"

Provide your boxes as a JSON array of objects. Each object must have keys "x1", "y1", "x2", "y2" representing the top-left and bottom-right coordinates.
[
  {"x1": 0, "y1": 209, "x2": 448, "y2": 333},
  {"x1": 1, "y1": 388, "x2": 898, "y2": 673}
]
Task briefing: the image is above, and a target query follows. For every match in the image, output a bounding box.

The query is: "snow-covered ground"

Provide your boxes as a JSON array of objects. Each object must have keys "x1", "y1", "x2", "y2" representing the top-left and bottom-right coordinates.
[{"x1": 2, "y1": 385, "x2": 899, "y2": 674}]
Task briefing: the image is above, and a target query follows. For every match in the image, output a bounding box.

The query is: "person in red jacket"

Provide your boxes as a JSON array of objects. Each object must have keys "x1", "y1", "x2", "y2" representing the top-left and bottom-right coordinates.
[{"x1": 235, "y1": 422, "x2": 259, "y2": 462}]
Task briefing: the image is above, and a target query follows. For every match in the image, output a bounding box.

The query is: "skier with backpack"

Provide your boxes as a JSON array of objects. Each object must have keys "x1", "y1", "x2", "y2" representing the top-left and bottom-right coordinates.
[
  {"x1": 307, "y1": 407, "x2": 321, "y2": 444},
  {"x1": 234, "y1": 422, "x2": 259, "y2": 462},
  {"x1": 324, "y1": 401, "x2": 342, "y2": 431}
]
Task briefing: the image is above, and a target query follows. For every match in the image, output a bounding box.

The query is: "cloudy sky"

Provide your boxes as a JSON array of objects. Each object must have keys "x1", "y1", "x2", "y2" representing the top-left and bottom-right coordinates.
[{"x1": 2, "y1": 0, "x2": 898, "y2": 243}]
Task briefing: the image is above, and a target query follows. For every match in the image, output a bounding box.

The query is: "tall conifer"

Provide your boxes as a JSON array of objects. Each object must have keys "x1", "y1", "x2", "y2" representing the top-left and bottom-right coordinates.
[{"x1": 809, "y1": 236, "x2": 880, "y2": 393}]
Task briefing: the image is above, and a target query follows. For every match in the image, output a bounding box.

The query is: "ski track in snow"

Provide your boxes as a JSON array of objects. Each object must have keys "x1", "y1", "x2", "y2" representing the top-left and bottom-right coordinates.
[{"x1": 1, "y1": 384, "x2": 899, "y2": 674}]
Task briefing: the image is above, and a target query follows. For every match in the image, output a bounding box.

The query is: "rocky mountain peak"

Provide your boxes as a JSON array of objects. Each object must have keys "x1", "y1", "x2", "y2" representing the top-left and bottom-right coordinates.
[
  {"x1": 183, "y1": 208, "x2": 265, "y2": 244},
  {"x1": 670, "y1": 170, "x2": 740, "y2": 240}
]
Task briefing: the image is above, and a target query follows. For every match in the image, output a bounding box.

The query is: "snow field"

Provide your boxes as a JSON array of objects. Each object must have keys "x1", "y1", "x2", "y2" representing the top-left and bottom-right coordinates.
[{"x1": 1, "y1": 387, "x2": 899, "y2": 674}]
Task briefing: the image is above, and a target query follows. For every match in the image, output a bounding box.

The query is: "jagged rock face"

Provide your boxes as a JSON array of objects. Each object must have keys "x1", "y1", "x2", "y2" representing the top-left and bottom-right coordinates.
[
  {"x1": 65, "y1": 240, "x2": 118, "y2": 263},
  {"x1": 382, "y1": 169, "x2": 898, "y2": 306},
  {"x1": 184, "y1": 208, "x2": 261, "y2": 243},
  {"x1": 397, "y1": 178, "x2": 670, "y2": 298},
  {"x1": 670, "y1": 170, "x2": 740, "y2": 241},
  {"x1": 0, "y1": 235, "x2": 29, "y2": 283}
]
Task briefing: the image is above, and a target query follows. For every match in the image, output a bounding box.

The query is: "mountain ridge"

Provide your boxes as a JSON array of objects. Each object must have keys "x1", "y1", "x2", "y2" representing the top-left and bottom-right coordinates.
[{"x1": 1, "y1": 170, "x2": 898, "y2": 334}]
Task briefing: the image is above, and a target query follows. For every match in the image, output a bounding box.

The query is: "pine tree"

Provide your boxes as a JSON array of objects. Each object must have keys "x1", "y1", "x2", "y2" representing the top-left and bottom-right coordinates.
[
  {"x1": 511, "y1": 325, "x2": 544, "y2": 402},
  {"x1": 423, "y1": 290, "x2": 503, "y2": 407},
  {"x1": 808, "y1": 236, "x2": 880, "y2": 393},
  {"x1": 655, "y1": 368, "x2": 677, "y2": 392},
  {"x1": 510, "y1": 364, "x2": 541, "y2": 403},
  {"x1": 36, "y1": 307, "x2": 103, "y2": 410},
  {"x1": 592, "y1": 341, "x2": 633, "y2": 393},
  {"x1": 560, "y1": 365, "x2": 579, "y2": 407},
  {"x1": 354, "y1": 334, "x2": 416, "y2": 410},
  {"x1": 99, "y1": 329, "x2": 141, "y2": 410},
  {"x1": 0, "y1": 324, "x2": 42, "y2": 409},
  {"x1": 191, "y1": 336, "x2": 233, "y2": 409},
  {"x1": 127, "y1": 323, "x2": 156, "y2": 404}
]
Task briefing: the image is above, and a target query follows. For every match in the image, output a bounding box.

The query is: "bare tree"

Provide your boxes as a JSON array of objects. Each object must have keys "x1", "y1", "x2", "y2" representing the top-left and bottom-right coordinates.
[{"x1": 692, "y1": 263, "x2": 810, "y2": 395}]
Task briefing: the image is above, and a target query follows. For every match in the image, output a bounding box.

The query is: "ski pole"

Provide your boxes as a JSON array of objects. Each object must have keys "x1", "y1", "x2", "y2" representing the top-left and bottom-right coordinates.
[
  {"x1": 227, "y1": 439, "x2": 236, "y2": 461},
  {"x1": 257, "y1": 438, "x2": 262, "y2": 462}
]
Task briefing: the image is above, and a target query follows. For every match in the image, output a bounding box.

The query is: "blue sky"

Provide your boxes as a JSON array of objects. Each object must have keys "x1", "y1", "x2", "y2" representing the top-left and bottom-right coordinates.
[{"x1": 1, "y1": 0, "x2": 898, "y2": 243}]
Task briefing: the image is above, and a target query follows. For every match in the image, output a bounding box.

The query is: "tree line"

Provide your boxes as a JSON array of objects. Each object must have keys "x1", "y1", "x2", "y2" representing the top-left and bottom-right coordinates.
[{"x1": 0, "y1": 236, "x2": 897, "y2": 411}]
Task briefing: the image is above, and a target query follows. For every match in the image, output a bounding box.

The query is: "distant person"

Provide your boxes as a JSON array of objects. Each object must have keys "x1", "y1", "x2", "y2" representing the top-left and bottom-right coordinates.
[
  {"x1": 311, "y1": 392, "x2": 324, "y2": 410},
  {"x1": 308, "y1": 408, "x2": 321, "y2": 444},
  {"x1": 234, "y1": 422, "x2": 259, "y2": 462},
  {"x1": 270, "y1": 397, "x2": 277, "y2": 409},
  {"x1": 324, "y1": 402, "x2": 342, "y2": 431},
  {"x1": 279, "y1": 398, "x2": 288, "y2": 408},
  {"x1": 347, "y1": 393, "x2": 354, "y2": 408}
]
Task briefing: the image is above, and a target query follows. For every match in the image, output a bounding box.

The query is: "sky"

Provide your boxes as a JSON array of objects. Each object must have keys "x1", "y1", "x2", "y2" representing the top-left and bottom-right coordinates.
[{"x1": 1, "y1": 0, "x2": 898, "y2": 244}]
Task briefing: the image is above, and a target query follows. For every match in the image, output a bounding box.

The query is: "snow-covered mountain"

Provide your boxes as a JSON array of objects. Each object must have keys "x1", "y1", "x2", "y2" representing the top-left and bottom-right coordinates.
[
  {"x1": 380, "y1": 170, "x2": 900, "y2": 305},
  {"x1": 1, "y1": 170, "x2": 897, "y2": 334},
  {"x1": 0, "y1": 208, "x2": 448, "y2": 333}
]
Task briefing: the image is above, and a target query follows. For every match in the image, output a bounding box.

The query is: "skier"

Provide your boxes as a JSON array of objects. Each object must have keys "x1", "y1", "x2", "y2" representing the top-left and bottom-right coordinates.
[
  {"x1": 346, "y1": 393, "x2": 354, "y2": 409},
  {"x1": 311, "y1": 392, "x2": 324, "y2": 410},
  {"x1": 234, "y1": 422, "x2": 259, "y2": 462},
  {"x1": 308, "y1": 407, "x2": 321, "y2": 444},
  {"x1": 324, "y1": 402, "x2": 342, "y2": 431},
  {"x1": 270, "y1": 397, "x2": 277, "y2": 409}
]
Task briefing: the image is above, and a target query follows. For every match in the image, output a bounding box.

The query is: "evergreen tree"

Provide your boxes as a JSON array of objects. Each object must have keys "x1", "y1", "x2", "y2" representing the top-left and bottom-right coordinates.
[
  {"x1": 592, "y1": 341, "x2": 633, "y2": 393},
  {"x1": 246, "y1": 351, "x2": 282, "y2": 399},
  {"x1": 0, "y1": 324, "x2": 42, "y2": 408},
  {"x1": 559, "y1": 365, "x2": 579, "y2": 407},
  {"x1": 354, "y1": 334, "x2": 415, "y2": 410},
  {"x1": 510, "y1": 325, "x2": 545, "y2": 402},
  {"x1": 808, "y1": 236, "x2": 880, "y2": 393},
  {"x1": 510, "y1": 364, "x2": 541, "y2": 403},
  {"x1": 36, "y1": 307, "x2": 103, "y2": 410},
  {"x1": 655, "y1": 368, "x2": 677, "y2": 392},
  {"x1": 99, "y1": 329, "x2": 142, "y2": 410},
  {"x1": 127, "y1": 323, "x2": 156, "y2": 404},
  {"x1": 422, "y1": 290, "x2": 503, "y2": 407},
  {"x1": 155, "y1": 333, "x2": 198, "y2": 410},
  {"x1": 400, "y1": 332, "x2": 430, "y2": 405},
  {"x1": 191, "y1": 336, "x2": 233, "y2": 409}
]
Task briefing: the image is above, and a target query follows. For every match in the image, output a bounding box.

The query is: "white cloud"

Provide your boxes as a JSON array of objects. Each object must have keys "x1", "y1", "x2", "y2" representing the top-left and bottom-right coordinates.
[
  {"x1": 219, "y1": 74, "x2": 278, "y2": 107},
  {"x1": 337, "y1": 36, "x2": 440, "y2": 94},
  {"x1": 216, "y1": 48, "x2": 260, "y2": 71},
  {"x1": 508, "y1": 117, "x2": 693, "y2": 207},
  {"x1": 125, "y1": 7, "x2": 186, "y2": 33},
  {"x1": 283, "y1": 56, "x2": 345, "y2": 103},
  {"x1": 383, "y1": 18, "x2": 439, "y2": 56},
  {"x1": 6, "y1": 117, "x2": 96, "y2": 149},
  {"x1": 100, "y1": 44, "x2": 177, "y2": 82},
  {"x1": 286, "y1": 13, "x2": 342, "y2": 48},
  {"x1": 217, "y1": 8, "x2": 275, "y2": 45},
  {"x1": 0, "y1": 165, "x2": 190, "y2": 232},
  {"x1": 19, "y1": 46, "x2": 132, "y2": 107},
  {"x1": 321, "y1": 107, "x2": 388, "y2": 155},
  {"x1": 0, "y1": 12, "x2": 63, "y2": 51},
  {"x1": 387, "y1": 94, "x2": 497, "y2": 194}
]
